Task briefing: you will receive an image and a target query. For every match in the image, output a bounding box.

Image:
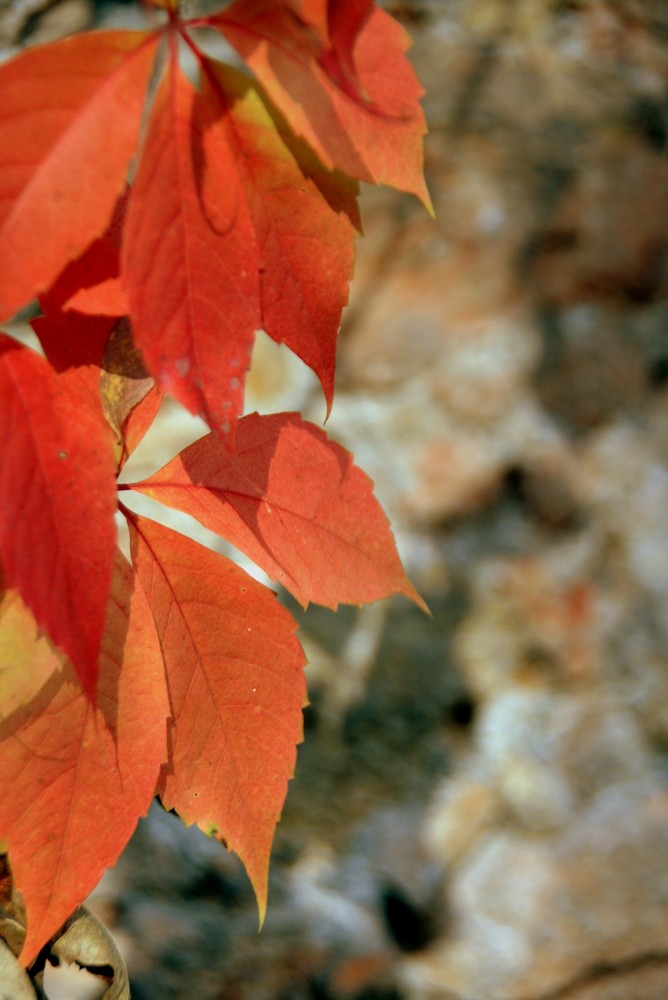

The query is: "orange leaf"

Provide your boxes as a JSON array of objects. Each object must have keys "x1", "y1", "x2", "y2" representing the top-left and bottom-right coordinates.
[
  {"x1": 201, "y1": 59, "x2": 360, "y2": 415},
  {"x1": 123, "y1": 54, "x2": 359, "y2": 436},
  {"x1": 40, "y1": 189, "x2": 130, "y2": 317},
  {"x1": 33, "y1": 310, "x2": 160, "y2": 470},
  {"x1": 0, "y1": 334, "x2": 117, "y2": 693},
  {"x1": 127, "y1": 513, "x2": 307, "y2": 920},
  {"x1": 129, "y1": 411, "x2": 427, "y2": 611},
  {"x1": 286, "y1": 0, "x2": 376, "y2": 104},
  {"x1": 0, "y1": 553, "x2": 170, "y2": 964},
  {"x1": 285, "y1": 0, "x2": 373, "y2": 50},
  {"x1": 212, "y1": 0, "x2": 431, "y2": 206},
  {"x1": 31, "y1": 310, "x2": 119, "y2": 423},
  {"x1": 0, "y1": 590, "x2": 62, "y2": 723},
  {"x1": 123, "y1": 59, "x2": 259, "y2": 439},
  {"x1": 0, "y1": 31, "x2": 159, "y2": 320},
  {"x1": 286, "y1": 0, "x2": 330, "y2": 40}
]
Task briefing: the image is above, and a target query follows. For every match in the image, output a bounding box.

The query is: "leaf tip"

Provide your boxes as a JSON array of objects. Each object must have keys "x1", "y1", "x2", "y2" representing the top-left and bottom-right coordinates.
[
  {"x1": 413, "y1": 171, "x2": 434, "y2": 217},
  {"x1": 401, "y1": 578, "x2": 431, "y2": 617},
  {"x1": 247, "y1": 862, "x2": 268, "y2": 932},
  {"x1": 422, "y1": 188, "x2": 436, "y2": 220}
]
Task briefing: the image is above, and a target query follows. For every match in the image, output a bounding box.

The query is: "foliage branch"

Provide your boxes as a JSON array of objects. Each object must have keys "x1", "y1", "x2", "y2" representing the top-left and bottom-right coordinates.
[{"x1": 0, "y1": 0, "x2": 430, "y2": 974}]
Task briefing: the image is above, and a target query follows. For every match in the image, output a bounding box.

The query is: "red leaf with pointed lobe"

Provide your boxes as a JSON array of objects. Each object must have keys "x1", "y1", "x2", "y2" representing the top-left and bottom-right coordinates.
[
  {"x1": 0, "y1": 553, "x2": 170, "y2": 964},
  {"x1": 128, "y1": 513, "x2": 306, "y2": 920},
  {"x1": 212, "y1": 0, "x2": 431, "y2": 206},
  {"x1": 0, "y1": 334, "x2": 117, "y2": 693},
  {"x1": 199, "y1": 59, "x2": 360, "y2": 415},
  {"x1": 123, "y1": 54, "x2": 359, "y2": 437},
  {"x1": 123, "y1": 59, "x2": 259, "y2": 440},
  {"x1": 129, "y1": 411, "x2": 427, "y2": 611},
  {"x1": 0, "y1": 31, "x2": 159, "y2": 321}
]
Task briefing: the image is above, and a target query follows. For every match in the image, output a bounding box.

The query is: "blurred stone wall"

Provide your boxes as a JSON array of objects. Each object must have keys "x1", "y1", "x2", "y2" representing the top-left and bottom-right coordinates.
[{"x1": 322, "y1": 3, "x2": 668, "y2": 998}]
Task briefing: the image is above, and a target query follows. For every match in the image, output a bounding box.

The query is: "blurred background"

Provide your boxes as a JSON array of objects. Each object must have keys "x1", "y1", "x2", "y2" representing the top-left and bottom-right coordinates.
[{"x1": 4, "y1": 0, "x2": 668, "y2": 997}]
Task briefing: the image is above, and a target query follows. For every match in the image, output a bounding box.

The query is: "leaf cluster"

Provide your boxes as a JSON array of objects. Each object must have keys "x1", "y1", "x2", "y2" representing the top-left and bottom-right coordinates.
[{"x1": 0, "y1": 0, "x2": 429, "y2": 969}]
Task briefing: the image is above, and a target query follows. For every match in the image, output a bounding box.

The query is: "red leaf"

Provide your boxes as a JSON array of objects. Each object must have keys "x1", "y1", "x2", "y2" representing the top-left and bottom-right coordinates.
[
  {"x1": 44, "y1": 238, "x2": 127, "y2": 317},
  {"x1": 123, "y1": 54, "x2": 359, "y2": 436},
  {"x1": 128, "y1": 411, "x2": 427, "y2": 611},
  {"x1": 31, "y1": 309, "x2": 123, "y2": 474},
  {"x1": 34, "y1": 306, "x2": 160, "y2": 469},
  {"x1": 0, "y1": 552, "x2": 170, "y2": 964},
  {"x1": 40, "y1": 189, "x2": 130, "y2": 317},
  {"x1": 286, "y1": 0, "x2": 330, "y2": 39},
  {"x1": 34, "y1": 306, "x2": 161, "y2": 469},
  {"x1": 127, "y1": 513, "x2": 306, "y2": 919},
  {"x1": 31, "y1": 310, "x2": 118, "y2": 420},
  {"x1": 123, "y1": 59, "x2": 259, "y2": 440},
  {"x1": 0, "y1": 334, "x2": 117, "y2": 692},
  {"x1": 286, "y1": 0, "x2": 376, "y2": 103},
  {"x1": 199, "y1": 59, "x2": 360, "y2": 414},
  {"x1": 284, "y1": 0, "x2": 373, "y2": 50},
  {"x1": 0, "y1": 31, "x2": 159, "y2": 320},
  {"x1": 212, "y1": 0, "x2": 431, "y2": 206}
]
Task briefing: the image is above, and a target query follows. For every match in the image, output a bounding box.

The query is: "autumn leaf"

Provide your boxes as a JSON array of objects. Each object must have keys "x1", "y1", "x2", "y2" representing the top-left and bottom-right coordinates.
[
  {"x1": 0, "y1": 553, "x2": 170, "y2": 964},
  {"x1": 127, "y1": 513, "x2": 307, "y2": 919},
  {"x1": 0, "y1": 590, "x2": 63, "y2": 723},
  {"x1": 0, "y1": 334, "x2": 117, "y2": 693},
  {"x1": 211, "y1": 0, "x2": 431, "y2": 206},
  {"x1": 122, "y1": 56, "x2": 259, "y2": 439},
  {"x1": 0, "y1": 0, "x2": 431, "y2": 953},
  {"x1": 279, "y1": 0, "x2": 375, "y2": 101},
  {"x1": 40, "y1": 190, "x2": 129, "y2": 317},
  {"x1": 286, "y1": 0, "x2": 376, "y2": 104},
  {"x1": 65, "y1": 271, "x2": 129, "y2": 318},
  {"x1": 286, "y1": 0, "x2": 329, "y2": 38},
  {"x1": 199, "y1": 59, "x2": 360, "y2": 415},
  {"x1": 31, "y1": 310, "x2": 119, "y2": 424},
  {"x1": 0, "y1": 31, "x2": 159, "y2": 320},
  {"x1": 123, "y1": 52, "x2": 359, "y2": 437},
  {"x1": 33, "y1": 310, "x2": 160, "y2": 471},
  {"x1": 127, "y1": 411, "x2": 427, "y2": 611}
]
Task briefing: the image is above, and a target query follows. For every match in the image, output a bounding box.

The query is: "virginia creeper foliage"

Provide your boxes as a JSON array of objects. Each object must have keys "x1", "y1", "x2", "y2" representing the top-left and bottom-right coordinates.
[{"x1": 0, "y1": 0, "x2": 429, "y2": 966}]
